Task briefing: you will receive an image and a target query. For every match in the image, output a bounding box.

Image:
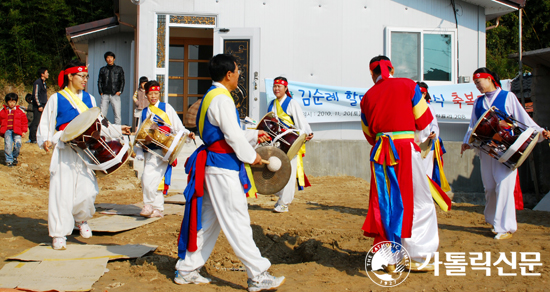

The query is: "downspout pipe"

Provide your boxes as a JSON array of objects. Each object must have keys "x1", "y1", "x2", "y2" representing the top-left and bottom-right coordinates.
[{"x1": 486, "y1": 17, "x2": 501, "y2": 31}]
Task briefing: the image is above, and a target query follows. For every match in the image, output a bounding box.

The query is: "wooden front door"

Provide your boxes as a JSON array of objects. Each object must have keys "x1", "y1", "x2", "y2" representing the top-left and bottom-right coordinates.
[{"x1": 168, "y1": 37, "x2": 213, "y2": 125}]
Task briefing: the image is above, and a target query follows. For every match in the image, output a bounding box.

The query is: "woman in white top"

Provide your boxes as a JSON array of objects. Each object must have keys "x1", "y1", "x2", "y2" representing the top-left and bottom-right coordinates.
[
  {"x1": 461, "y1": 67, "x2": 549, "y2": 240},
  {"x1": 38, "y1": 60, "x2": 130, "y2": 249}
]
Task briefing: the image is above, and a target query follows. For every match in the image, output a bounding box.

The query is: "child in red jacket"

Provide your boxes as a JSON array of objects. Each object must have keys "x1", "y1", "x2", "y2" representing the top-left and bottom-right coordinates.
[{"x1": 0, "y1": 93, "x2": 29, "y2": 167}]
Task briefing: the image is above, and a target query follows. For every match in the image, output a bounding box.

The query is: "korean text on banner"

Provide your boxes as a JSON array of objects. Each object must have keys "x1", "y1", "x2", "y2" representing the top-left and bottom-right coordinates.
[{"x1": 264, "y1": 79, "x2": 511, "y2": 124}]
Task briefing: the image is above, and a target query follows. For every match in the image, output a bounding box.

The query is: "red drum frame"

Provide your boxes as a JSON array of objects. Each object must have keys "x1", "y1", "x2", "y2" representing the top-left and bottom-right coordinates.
[
  {"x1": 468, "y1": 106, "x2": 540, "y2": 170},
  {"x1": 255, "y1": 112, "x2": 306, "y2": 160}
]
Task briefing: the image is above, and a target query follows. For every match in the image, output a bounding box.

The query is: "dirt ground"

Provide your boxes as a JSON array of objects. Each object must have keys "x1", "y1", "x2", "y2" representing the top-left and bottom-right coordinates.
[{"x1": 0, "y1": 140, "x2": 549, "y2": 292}]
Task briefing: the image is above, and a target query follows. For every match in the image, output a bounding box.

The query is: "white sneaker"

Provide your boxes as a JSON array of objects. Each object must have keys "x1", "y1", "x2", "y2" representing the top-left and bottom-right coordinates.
[
  {"x1": 174, "y1": 270, "x2": 211, "y2": 285},
  {"x1": 273, "y1": 204, "x2": 289, "y2": 213},
  {"x1": 495, "y1": 232, "x2": 513, "y2": 240},
  {"x1": 75, "y1": 221, "x2": 92, "y2": 238},
  {"x1": 247, "y1": 271, "x2": 285, "y2": 292},
  {"x1": 150, "y1": 209, "x2": 164, "y2": 218},
  {"x1": 52, "y1": 237, "x2": 67, "y2": 250},
  {"x1": 140, "y1": 204, "x2": 154, "y2": 217}
]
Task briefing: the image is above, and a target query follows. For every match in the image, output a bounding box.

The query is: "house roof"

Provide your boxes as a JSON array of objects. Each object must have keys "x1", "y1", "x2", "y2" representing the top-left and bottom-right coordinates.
[
  {"x1": 461, "y1": 0, "x2": 523, "y2": 20},
  {"x1": 509, "y1": 47, "x2": 550, "y2": 68},
  {"x1": 66, "y1": 17, "x2": 120, "y2": 41},
  {"x1": 510, "y1": 73, "x2": 532, "y2": 100},
  {"x1": 66, "y1": 16, "x2": 134, "y2": 61}
]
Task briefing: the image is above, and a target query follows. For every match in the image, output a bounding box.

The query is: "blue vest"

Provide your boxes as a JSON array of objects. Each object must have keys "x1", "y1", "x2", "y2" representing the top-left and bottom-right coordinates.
[
  {"x1": 56, "y1": 91, "x2": 93, "y2": 130},
  {"x1": 267, "y1": 97, "x2": 295, "y2": 127},
  {"x1": 474, "y1": 90, "x2": 509, "y2": 121},
  {"x1": 197, "y1": 85, "x2": 242, "y2": 171}
]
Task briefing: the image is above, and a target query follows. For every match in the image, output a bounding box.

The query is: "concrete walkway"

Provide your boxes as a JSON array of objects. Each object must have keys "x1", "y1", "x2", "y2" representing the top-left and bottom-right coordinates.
[{"x1": 130, "y1": 136, "x2": 203, "y2": 192}]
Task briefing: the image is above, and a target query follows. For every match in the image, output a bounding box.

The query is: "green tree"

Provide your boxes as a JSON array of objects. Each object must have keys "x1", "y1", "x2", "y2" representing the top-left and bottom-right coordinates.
[
  {"x1": 0, "y1": 0, "x2": 113, "y2": 87},
  {"x1": 486, "y1": 0, "x2": 550, "y2": 79}
]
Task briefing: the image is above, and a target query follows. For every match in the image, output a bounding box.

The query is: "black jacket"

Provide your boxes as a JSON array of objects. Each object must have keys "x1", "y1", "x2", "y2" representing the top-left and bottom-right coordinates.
[
  {"x1": 31, "y1": 78, "x2": 48, "y2": 107},
  {"x1": 98, "y1": 64, "x2": 125, "y2": 95}
]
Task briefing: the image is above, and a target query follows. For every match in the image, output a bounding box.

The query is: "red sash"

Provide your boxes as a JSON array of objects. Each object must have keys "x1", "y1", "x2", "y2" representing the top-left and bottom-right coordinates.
[{"x1": 186, "y1": 139, "x2": 234, "y2": 252}]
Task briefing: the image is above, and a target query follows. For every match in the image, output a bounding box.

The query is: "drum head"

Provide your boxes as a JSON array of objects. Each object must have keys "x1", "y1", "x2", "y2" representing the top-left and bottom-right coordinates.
[
  {"x1": 512, "y1": 132, "x2": 540, "y2": 170},
  {"x1": 419, "y1": 138, "x2": 433, "y2": 159},
  {"x1": 250, "y1": 146, "x2": 291, "y2": 195},
  {"x1": 60, "y1": 107, "x2": 101, "y2": 142},
  {"x1": 168, "y1": 134, "x2": 187, "y2": 164},
  {"x1": 286, "y1": 133, "x2": 306, "y2": 159},
  {"x1": 469, "y1": 106, "x2": 496, "y2": 144},
  {"x1": 133, "y1": 113, "x2": 155, "y2": 149}
]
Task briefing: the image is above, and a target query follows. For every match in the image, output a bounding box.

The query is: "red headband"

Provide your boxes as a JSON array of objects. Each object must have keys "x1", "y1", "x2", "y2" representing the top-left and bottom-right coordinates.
[
  {"x1": 274, "y1": 79, "x2": 291, "y2": 97},
  {"x1": 473, "y1": 72, "x2": 501, "y2": 88},
  {"x1": 419, "y1": 87, "x2": 427, "y2": 93},
  {"x1": 148, "y1": 86, "x2": 161, "y2": 92},
  {"x1": 57, "y1": 66, "x2": 88, "y2": 88},
  {"x1": 274, "y1": 79, "x2": 288, "y2": 87},
  {"x1": 369, "y1": 60, "x2": 393, "y2": 80}
]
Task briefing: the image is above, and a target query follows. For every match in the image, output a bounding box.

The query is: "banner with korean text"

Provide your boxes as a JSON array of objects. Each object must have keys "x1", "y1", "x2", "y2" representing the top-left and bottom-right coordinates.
[{"x1": 265, "y1": 79, "x2": 511, "y2": 124}]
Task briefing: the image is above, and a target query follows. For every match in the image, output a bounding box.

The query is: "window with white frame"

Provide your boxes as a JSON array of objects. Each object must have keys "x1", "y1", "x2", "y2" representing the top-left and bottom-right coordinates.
[{"x1": 386, "y1": 28, "x2": 456, "y2": 84}]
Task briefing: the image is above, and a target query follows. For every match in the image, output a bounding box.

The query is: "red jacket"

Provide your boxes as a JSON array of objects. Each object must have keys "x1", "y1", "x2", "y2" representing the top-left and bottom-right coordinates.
[{"x1": 0, "y1": 105, "x2": 29, "y2": 137}]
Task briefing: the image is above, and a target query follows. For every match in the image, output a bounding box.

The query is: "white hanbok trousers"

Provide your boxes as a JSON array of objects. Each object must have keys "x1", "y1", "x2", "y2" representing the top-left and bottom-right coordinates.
[
  {"x1": 275, "y1": 155, "x2": 298, "y2": 206},
  {"x1": 479, "y1": 153, "x2": 517, "y2": 233},
  {"x1": 175, "y1": 166, "x2": 271, "y2": 279},
  {"x1": 142, "y1": 151, "x2": 169, "y2": 211},
  {"x1": 48, "y1": 146, "x2": 98, "y2": 238},
  {"x1": 422, "y1": 150, "x2": 434, "y2": 178},
  {"x1": 402, "y1": 145, "x2": 439, "y2": 261}
]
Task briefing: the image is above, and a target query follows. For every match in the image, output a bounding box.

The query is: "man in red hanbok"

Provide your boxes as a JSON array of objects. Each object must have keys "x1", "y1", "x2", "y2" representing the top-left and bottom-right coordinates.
[{"x1": 360, "y1": 55, "x2": 439, "y2": 271}]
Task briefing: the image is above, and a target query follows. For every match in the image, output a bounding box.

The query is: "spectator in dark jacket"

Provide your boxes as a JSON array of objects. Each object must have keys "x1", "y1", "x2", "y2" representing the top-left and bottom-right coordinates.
[
  {"x1": 1, "y1": 93, "x2": 29, "y2": 167},
  {"x1": 28, "y1": 67, "x2": 48, "y2": 143},
  {"x1": 98, "y1": 51, "x2": 125, "y2": 124}
]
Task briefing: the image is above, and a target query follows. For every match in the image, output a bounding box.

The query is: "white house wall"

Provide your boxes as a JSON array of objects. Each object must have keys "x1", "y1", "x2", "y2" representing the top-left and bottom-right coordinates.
[{"x1": 136, "y1": 0, "x2": 487, "y2": 141}]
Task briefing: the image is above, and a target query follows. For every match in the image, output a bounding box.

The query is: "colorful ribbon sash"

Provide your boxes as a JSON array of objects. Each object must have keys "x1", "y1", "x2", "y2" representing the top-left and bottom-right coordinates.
[{"x1": 370, "y1": 133, "x2": 405, "y2": 244}]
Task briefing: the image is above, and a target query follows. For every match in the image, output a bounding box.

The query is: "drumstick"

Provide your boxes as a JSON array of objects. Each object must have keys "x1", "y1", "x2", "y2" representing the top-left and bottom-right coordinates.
[{"x1": 261, "y1": 159, "x2": 270, "y2": 165}]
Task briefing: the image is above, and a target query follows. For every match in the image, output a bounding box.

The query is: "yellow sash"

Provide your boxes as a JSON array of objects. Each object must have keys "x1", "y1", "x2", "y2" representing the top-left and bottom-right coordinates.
[
  {"x1": 434, "y1": 139, "x2": 451, "y2": 192},
  {"x1": 274, "y1": 98, "x2": 307, "y2": 187},
  {"x1": 275, "y1": 98, "x2": 294, "y2": 127},
  {"x1": 149, "y1": 104, "x2": 172, "y2": 126},
  {"x1": 58, "y1": 88, "x2": 89, "y2": 113},
  {"x1": 245, "y1": 164, "x2": 258, "y2": 198},
  {"x1": 148, "y1": 104, "x2": 172, "y2": 191},
  {"x1": 198, "y1": 87, "x2": 229, "y2": 136}
]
